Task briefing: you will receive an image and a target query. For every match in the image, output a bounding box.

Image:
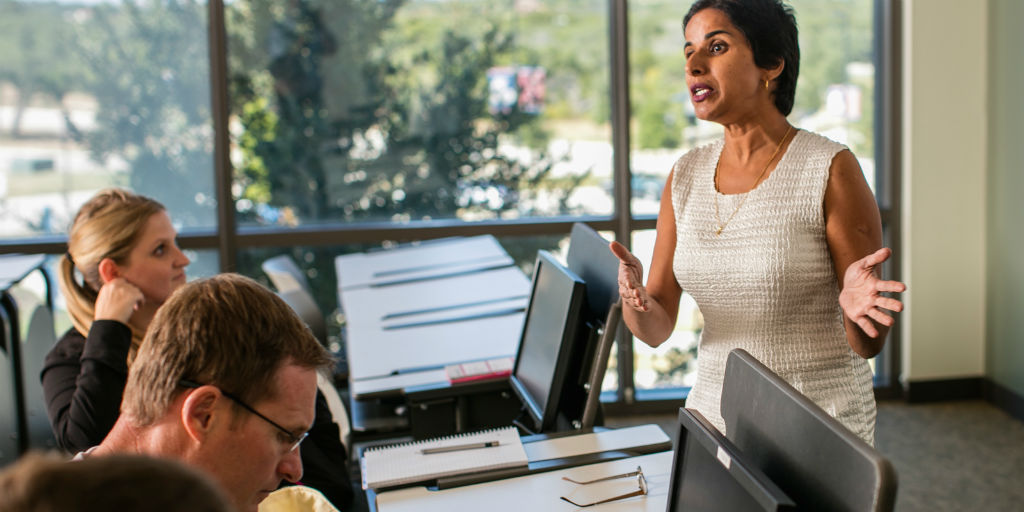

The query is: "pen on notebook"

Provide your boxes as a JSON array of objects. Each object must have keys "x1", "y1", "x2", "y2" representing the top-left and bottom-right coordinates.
[{"x1": 420, "y1": 441, "x2": 500, "y2": 454}]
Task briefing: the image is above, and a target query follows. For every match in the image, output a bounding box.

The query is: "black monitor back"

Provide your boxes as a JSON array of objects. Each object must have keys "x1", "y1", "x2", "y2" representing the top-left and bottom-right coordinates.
[
  {"x1": 566, "y1": 223, "x2": 619, "y2": 325},
  {"x1": 721, "y1": 349, "x2": 898, "y2": 512},
  {"x1": 509, "y1": 250, "x2": 587, "y2": 433},
  {"x1": 566, "y1": 223, "x2": 622, "y2": 429},
  {"x1": 667, "y1": 407, "x2": 795, "y2": 512}
]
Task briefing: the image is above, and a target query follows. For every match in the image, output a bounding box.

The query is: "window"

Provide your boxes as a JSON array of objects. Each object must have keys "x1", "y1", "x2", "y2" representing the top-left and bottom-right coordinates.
[{"x1": 0, "y1": 0, "x2": 896, "y2": 410}]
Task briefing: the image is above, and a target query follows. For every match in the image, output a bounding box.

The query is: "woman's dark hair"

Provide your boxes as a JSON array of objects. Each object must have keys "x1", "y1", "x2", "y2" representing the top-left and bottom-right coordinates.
[{"x1": 683, "y1": 0, "x2": 800, "y2": 116}]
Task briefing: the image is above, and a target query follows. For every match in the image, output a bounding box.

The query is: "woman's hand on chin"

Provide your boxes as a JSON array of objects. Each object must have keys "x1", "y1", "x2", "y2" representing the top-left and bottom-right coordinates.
[{"x1": 94, "y1": 278, "x2": 144, "y2": 324}]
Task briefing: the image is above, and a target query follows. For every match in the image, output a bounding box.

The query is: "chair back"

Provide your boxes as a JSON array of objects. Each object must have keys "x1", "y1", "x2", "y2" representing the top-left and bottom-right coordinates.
[
  {"x1": 262, "y1": 255, "x2": 328, "y2": 345},
  {"x1": 276, "y1": 288, "x2": 328, "y2": 347},
  {"x1": 22, "y1": 305, "x2": 58, "y2": 451},
  {"x1": 1, "y1": 256, "x2": 58, "y2": 460},
  {"x1": 317, "y1": 371, "x2": 350, "y2": 453},
  {"x1": 262, "y1": 254, "x2": 313, "y2": 294},
  {"x1": 0, "y1": 304, "x2": 21, "y2": 466}
]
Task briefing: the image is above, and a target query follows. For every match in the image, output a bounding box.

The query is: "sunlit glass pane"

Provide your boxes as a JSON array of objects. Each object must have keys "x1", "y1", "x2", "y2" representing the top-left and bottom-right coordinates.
[
  {"x1": 0, "y1": 1, "x2": 216, "y2": 238},
  {"x1": 225, "y1": 0, "x2": 611, "y2": 229}
]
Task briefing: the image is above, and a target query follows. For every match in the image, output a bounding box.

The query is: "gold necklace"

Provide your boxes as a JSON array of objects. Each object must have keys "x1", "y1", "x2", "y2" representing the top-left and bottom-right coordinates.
[{"x1": 713, "y1": 125, "x2": 793, "y2": 236}]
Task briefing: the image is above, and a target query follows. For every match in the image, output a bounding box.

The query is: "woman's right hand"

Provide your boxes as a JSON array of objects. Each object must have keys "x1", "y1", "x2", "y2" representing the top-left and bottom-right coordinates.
[
  {"x1": 93, "y1": 278, "x2": 144, "y2": 324},
  {"x1": 609, "y1": 241, "x2": 651, "y2": 313}
]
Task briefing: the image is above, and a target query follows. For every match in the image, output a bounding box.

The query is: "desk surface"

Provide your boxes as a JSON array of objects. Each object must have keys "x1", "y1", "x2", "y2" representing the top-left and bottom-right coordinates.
[
  {"x1": 0, "y1": 254, "x2": 47, "y2": 292},
  {"x1": 338, "y1": 236, "x2": 529, "y2": 436},
  {"x1": 346, "y1": 312, "x2": 524, "y2": 381},
  {"x1": 338, "y1": 237, "x2": 530, "y2": 383},
  {"x1": 351, "y1": 369, "x2": 450, "y2": 399},
  {"x1": 336, "y1": 235, "x2": 512, "y2": 289},
  {"x1": 340, "y1": 266, "x2": 529, "y2": 330},
  {"x1": 375, "y1": 451, "x2": 672, "y2": 512}
]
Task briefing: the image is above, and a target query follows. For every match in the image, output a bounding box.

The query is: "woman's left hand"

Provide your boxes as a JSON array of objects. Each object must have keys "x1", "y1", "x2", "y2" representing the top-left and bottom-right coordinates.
[{"x1": 839, "y1": 248, "x2": 906, "y2": 338}]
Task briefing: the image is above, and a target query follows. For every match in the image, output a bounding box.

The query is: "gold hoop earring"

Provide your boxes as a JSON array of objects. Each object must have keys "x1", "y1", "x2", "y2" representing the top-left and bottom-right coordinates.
[{"x1": 765, "y1": 79, "x2": 770, "y2": 90}]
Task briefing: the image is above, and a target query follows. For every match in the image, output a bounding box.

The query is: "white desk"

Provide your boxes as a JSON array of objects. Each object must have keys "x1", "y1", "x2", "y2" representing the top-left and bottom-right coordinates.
[
  {"x1": 351, "y1": 369, "x2": 450, "y2": 399},
  {"x1": 336, "y1": 236, "x2": 532, "y2": 434},
  {"x1": 336, "y1": 235, "x2": 512, "y2": 289},
  {"x1": 337, "y1": 237, "x2": 530, "y2": 384},
  {"x1": 375, "y1": 451, "x2": 672, "y2": 512},
  {"x1": 340, "y1": 266, "x2": 529, "y2": 330},
  {"x1": 345, "y1": 312, "x2": 524, "y2": 381},
  {"x1": 0, "y1": 254, "x2": 48, "y2": 290}
]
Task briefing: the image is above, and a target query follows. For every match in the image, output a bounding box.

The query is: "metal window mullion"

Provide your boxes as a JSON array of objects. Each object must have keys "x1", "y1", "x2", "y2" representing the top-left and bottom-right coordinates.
[
  {"x1": 874, "y1": 0, "x2": 903, "y2": 393},
  {"x1": 610, "y1": 0, "x2": 634, "y2": 404},
  {"x1": 208, "y1": 0, "x2": 236, "y2": 272}
]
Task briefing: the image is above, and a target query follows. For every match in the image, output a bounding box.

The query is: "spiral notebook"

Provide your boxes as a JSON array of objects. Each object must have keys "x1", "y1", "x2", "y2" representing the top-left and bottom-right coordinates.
[{"x1": 360, "y1": 426, "x2": 527, "y2": 490}]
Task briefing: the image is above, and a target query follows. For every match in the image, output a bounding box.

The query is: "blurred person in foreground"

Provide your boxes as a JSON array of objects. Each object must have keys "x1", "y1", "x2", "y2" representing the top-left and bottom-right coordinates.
[
  {"x1": 0, "y1": 452, "x2": 231, "y2": 512},
  {"x1": 611, "y1": 0, "x2": 905, "y2": 445}
]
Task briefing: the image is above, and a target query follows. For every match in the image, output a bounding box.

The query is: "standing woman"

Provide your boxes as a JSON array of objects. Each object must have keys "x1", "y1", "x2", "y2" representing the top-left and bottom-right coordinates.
[
  {"x1": 611, "y1": 0, "x2": 905, "y2": 444},
  {"x1": 43, "y1": 188, "x2": 189, "y2": 451},
  {"x1": 41, "y1": 188, "x2": 355, "y2": 507}
]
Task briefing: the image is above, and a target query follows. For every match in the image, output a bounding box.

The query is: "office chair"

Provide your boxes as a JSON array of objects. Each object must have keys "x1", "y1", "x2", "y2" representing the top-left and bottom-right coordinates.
[
  {"x1": 1, "y1": 258, "x2": 59, "y2": 458},
  {"x1": 22, "y1": 305, "x2": 58, "y2": 451},
  {"x1": 1, "y1": 303, "x2": 21, "y2": 465},
  {"x1": 262, "y1": 255, "x2": 352, "y2": 452},
  {"x1": 261, "y1": 255, "x2": 328, "y2": 347},
  {"x1": 316, "y1": 371, "x2": 351, "y2": 453}
]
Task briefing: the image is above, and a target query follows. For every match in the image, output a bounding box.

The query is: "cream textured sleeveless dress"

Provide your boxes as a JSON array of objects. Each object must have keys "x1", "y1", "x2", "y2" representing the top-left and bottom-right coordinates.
[{"x1": 671, "y1": 129, "x2": 876, "y2": 445}]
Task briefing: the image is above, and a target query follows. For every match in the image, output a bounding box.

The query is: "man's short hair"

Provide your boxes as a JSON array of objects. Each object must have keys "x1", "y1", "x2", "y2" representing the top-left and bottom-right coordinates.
[
  {"x1": 0, "y1": 452, "x2": 231, "y2": 512},
  {"x1": 122, "y1": 273, "x2": 333, "y2": 425}
]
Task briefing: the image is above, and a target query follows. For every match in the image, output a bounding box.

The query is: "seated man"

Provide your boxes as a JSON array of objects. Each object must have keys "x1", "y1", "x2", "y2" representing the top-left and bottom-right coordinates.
[{"x1": 82, "y1": 273, "x2": 334, "y2": 512}]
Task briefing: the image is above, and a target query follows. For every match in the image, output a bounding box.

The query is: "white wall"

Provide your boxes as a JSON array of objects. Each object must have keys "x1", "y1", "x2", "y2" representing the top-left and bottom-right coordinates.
[{"x1": 900, "y1": 0, "x2": 987, "y2": 382}]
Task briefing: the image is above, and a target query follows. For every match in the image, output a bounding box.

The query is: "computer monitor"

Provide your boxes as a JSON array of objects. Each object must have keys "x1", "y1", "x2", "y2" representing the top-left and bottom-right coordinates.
[
  {"x1": 566, "y1": 223, "x2": 622, "y2": 429},
  {"x1": 667, "y1": 407, "x2": 795, "y2": 512},
  {"x1": 508, "y1": 250, "x2": 587, "y2": 433},
  {"x1": 721, "y1": 349, "x2": 898, "y2": 512}
]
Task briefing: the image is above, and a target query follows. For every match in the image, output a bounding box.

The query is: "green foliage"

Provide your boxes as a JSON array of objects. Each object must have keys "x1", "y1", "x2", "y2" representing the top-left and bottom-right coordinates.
[
  {"x1": 45, "y1": 0, "x2": 217, "y2": 227},
  {"x1": 634, "y1": 65, "x2": 686, "y2": 149},
  {"x1": 788, "y1": 0, "x2": 874, "y2": 117},
  {"x1": 629, "y1": 1, "x2": 690, "y2": 150},
  {"x1": 236, "y1": 97, "x2": 278, "y2": 206},
  {"x1": 0, "y1": 2, "x2": 88, "y2": 135},
  {"x1": 849, "y1": 74, "x2": 875, "y2": 159},
  {"x1": 228, "y1": 0, "x2": 583, "y2": 226}
]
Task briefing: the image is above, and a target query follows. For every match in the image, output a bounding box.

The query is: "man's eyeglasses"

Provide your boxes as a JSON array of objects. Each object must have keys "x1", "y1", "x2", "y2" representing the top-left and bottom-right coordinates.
[
  {"x1": 178, "y1": 379, "x2": 308, "y2": 453},
  {"x1": 560, "y1": 465, "x2": 648, "y2": 507}
]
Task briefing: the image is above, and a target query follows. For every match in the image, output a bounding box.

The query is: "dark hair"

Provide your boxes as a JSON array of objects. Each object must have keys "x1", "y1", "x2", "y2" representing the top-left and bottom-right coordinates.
[
  {"x1": 683, "y1": 0, "x2": 800, "y2": 116},
  {"x1": 0, "y1": 452, "x2": 231, "y2": 512}
]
